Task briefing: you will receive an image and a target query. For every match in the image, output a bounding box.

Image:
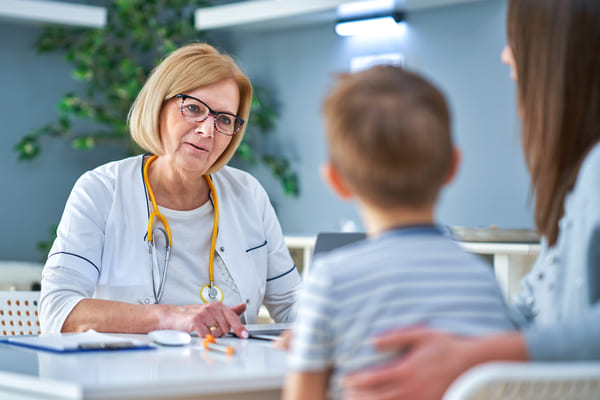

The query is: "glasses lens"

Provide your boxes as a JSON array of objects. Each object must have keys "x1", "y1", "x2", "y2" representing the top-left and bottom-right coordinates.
[
  {"x1": 182, "y1": 97, "x2": 208, "y2": 121},
  {"x1": 214, "y1": 114, "x2": 239, "y2": 136}
]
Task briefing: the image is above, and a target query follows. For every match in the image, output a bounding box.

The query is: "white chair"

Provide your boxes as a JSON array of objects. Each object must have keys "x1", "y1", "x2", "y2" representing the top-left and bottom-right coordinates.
[
  {"x1": 0, "y1": 291, "x2": 41, "y2": 336},
  {"x1": 443, "y1": 362, "x2": 600, "y2": 400}
]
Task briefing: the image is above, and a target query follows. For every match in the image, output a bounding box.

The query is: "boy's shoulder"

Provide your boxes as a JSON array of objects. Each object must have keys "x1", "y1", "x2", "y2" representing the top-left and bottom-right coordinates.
[{"x1": 310, "y1": 228, "x2": 491, "y2": 283}]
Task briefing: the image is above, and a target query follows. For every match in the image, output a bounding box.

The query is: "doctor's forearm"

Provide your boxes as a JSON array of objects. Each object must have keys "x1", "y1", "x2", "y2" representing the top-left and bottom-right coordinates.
[{"x1": 61, "y1": 298, "x2": 169, "y2": 333}]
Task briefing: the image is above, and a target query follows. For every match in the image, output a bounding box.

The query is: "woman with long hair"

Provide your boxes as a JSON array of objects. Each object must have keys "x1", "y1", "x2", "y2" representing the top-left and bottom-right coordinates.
[{"x1": 344, "y1": 1, "x2": 600, "y2": 398}]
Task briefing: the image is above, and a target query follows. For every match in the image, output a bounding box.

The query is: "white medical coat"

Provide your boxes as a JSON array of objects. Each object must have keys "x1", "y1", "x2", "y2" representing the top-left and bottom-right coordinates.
[{"x1": 39, "y1": 155, "x2": 300, "y2": 333}]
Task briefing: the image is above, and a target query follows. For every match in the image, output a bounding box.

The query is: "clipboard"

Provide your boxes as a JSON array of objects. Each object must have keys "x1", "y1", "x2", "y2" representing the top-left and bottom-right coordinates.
[{"x1": 6, "y1": 329, "x2": 155, "y2": 353}]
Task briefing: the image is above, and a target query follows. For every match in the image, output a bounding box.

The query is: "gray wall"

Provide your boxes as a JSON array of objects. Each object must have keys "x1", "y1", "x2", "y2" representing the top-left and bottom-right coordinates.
[
  {"x1": 0, "y1": 0, "x2": 533, "y2": 262},
  {"x1": 227, "y1": 0, "x2": 531, "y2": 235},
  {"x1": 0, "y1": 21, "x2": 125, "y2": 262}
]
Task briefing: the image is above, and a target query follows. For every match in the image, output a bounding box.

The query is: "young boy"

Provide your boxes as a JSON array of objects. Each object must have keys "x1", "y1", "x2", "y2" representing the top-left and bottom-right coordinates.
[{"x1": 284, "y1": 66, "x2": 516, "y2": 400}]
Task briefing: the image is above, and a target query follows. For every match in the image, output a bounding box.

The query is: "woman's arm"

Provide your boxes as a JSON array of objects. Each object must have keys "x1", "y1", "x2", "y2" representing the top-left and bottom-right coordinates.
[
  {"x1": 61, "y1": 298, "x2": 248, "y2": 337},
  {"x1": 344, "y1": 328, "x2": 527, "y2": 400}
]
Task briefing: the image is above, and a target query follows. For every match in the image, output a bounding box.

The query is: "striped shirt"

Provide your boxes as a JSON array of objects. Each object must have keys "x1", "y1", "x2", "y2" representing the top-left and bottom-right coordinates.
[{"x1": 288, "y1": 225, "x2": 516, "y2": 399}]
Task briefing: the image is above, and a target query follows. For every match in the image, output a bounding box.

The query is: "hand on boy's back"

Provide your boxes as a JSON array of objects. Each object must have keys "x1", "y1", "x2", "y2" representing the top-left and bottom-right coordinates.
[
  {"x1": 344, "y1": 327, "x2": 474, "y2": 400},
  {"x1": 275, "y1": 329, "x2": 293, "y2": 351}
]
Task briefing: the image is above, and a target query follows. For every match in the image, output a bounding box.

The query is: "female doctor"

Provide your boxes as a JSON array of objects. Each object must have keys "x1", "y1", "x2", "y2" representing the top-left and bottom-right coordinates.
[{"x1": 39, "y1": 43, "x2": 301, "y2": 338}]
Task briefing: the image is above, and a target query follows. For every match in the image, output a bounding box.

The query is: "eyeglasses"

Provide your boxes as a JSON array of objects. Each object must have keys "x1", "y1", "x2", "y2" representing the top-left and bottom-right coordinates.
[{"x1": 174, "y1": 94, "x2": 244, "y2": 136}]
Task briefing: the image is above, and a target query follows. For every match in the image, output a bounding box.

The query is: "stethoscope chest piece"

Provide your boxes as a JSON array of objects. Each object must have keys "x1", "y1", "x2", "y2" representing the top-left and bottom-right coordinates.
[{"x1": 200, "y1": 283, "x2": 224, "y2": 303}]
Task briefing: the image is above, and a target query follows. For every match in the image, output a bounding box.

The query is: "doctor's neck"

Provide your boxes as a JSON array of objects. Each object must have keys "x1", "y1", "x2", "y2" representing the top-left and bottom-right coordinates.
[{"x1": 147, "y1": 155, "x2": 211, "y2": 211}]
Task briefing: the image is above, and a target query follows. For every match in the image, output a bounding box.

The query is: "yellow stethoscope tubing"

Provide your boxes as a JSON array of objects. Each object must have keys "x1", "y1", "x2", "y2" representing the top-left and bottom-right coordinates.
[
  {"x1": 143, "y1": 155, "x2": 173, "y2": 247},
  {"x1": 204, "y1": 172, "x2": 219, "y2": 284},
  {"x1": 143, "y1": 155, "x2": 221, "y2": 303}
]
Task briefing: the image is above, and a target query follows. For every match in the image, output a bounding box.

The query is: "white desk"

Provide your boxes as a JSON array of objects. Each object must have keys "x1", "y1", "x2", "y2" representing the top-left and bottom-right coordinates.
[{"x1": 0, "y1": 334, "x2": 286, "y2": 400}]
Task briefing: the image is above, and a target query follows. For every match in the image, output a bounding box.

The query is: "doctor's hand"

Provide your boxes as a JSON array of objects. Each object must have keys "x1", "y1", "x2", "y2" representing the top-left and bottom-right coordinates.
[{"x1": 161, "y1": 302, "x2": 248, "y2": 339}]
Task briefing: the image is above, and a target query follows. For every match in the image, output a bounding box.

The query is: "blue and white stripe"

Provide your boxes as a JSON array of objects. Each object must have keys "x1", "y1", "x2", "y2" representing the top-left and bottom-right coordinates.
[{"x1": 288, "y1": 226, "x2": 516, "y2": 399}]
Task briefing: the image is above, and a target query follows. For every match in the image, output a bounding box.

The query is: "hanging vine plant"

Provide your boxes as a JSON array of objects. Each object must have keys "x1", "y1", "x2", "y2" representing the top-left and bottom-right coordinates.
[{"x1": 14, "y1": 0, "x2": 299, "y2": 197}]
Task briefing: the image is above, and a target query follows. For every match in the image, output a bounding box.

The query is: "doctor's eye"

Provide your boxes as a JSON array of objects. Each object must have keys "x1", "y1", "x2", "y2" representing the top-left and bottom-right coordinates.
[
  {"x1": 184, "y1": 103, "x2": 205, "y2": 115},
  {"x1": 217, "y1": 114, "x2": 233, "y2": 126}
]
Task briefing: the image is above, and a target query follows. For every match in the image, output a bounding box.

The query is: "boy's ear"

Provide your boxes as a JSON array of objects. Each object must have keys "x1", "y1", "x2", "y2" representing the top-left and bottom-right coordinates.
[
  {"x1": 443, "y1": 147, "x2": 461, "y2": 186},
  {"x1": 321, "y1": 162, "x2": 353, "y2": 200}
]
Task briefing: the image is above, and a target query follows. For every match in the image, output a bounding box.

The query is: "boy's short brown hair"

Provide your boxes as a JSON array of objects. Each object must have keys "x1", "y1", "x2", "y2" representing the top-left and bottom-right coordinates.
[{"x1": 322, "y1": 65, "x2": 452, "y2": 208}]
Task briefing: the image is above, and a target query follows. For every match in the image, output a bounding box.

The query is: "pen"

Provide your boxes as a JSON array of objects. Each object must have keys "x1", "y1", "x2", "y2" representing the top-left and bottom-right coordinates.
[{"x1": 202, "y1": 334, "x2": 235, "y2": 356}]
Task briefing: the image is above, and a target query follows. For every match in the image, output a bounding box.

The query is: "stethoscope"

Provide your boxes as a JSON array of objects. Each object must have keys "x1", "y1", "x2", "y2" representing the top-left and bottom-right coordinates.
[{"x1": 143, "y1": 154, "x2": 224, "y2": 304}]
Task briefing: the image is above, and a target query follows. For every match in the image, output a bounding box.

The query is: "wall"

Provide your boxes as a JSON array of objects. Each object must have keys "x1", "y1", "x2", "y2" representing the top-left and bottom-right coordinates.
[
  {"x1": 226, "y1": 0, "x2": 532, "y2": 235},
  {"x1": 0, "y1": 0, "x2": 533, "y2": 261},
  {"x1": 0, "y1": 21, "x2": 125, "y2": 262}
]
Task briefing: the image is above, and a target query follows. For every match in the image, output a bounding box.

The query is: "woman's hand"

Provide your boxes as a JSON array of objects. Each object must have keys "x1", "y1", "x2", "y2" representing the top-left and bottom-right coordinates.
[
  {"x1": 343, "y1": 327, "x2": 477, "y2": 400},
  {"x1": 162, "y1": 302, "x2": 248, "y2": 338},
  {"x1": 343, "y1": 327, "x2": 527, "y2": 400}
]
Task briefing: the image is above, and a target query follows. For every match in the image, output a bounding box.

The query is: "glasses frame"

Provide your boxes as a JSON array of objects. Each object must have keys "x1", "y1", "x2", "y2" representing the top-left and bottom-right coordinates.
[{"x1": 174, "y1": 94, "x2": 244, "y2": 137}]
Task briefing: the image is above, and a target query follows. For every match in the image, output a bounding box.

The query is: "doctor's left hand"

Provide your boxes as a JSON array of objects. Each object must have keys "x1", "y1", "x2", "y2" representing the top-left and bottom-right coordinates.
[{"x1": 160, "y1": 302, "x2": 248, "y2": 338}]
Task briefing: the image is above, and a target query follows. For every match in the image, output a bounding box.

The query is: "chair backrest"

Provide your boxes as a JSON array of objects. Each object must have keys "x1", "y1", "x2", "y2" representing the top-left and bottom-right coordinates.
[
  {"x1": 0, "y1": 291, "x2": 41, "y2": 336},
  {"x1": 443, "y1": 362, "x2": 600, "y2": 400}
]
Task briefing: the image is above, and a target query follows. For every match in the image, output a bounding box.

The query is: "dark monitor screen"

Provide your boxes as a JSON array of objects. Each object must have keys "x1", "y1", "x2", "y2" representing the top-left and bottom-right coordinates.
[{"x1": 312, "y1": 232, "x2": 366, "y2": 257}]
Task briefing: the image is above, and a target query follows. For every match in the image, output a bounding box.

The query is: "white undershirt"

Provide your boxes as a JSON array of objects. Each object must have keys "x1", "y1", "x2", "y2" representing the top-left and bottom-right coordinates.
[{"x1": 150, "y1": 201, "x2": 243, "y2": 307}]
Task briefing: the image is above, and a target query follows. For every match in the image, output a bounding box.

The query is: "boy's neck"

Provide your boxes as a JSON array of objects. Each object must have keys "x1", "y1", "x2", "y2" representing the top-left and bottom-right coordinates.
[{"x1": 358, "y1": 200, "x2": 436, "y2": 237}]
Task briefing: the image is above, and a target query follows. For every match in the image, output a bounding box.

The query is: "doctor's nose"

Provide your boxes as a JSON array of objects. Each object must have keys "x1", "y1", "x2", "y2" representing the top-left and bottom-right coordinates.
[{"x1": 194, "y1": 118, "x2": 215, "y2": 138}]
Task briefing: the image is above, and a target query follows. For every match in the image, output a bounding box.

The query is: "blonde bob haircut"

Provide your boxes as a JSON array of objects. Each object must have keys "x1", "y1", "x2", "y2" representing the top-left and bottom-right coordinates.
[{"x1": 128, "y1": 43, "x2": 253, "y2": 173}]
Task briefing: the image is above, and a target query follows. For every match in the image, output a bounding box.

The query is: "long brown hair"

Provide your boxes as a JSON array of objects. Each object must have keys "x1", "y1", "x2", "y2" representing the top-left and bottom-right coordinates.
[{"x1": 507, "y1": 0, "x2": 600, "y2": 245}]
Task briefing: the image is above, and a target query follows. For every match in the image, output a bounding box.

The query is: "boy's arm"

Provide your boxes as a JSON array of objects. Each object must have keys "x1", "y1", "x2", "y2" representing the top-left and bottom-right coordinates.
[{"x1": 283, "y1": 370, "x2": 332, "y2": 400}]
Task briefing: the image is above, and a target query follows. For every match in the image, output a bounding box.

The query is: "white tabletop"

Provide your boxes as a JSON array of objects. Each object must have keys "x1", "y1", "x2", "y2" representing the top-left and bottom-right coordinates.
[{"x1": 0, "y1": 333, "x2": 287, "y2": 400}]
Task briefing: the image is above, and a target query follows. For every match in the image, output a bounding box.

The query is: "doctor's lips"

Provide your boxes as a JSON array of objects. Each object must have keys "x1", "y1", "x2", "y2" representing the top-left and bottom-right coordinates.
[{"x1": 186, "y1": 142, "x2": 209, "y2": 152}]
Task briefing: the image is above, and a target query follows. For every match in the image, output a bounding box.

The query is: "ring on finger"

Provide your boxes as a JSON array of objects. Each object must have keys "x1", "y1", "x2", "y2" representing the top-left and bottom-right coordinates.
[{"x1": 209, "y1": 324, "x2": 218, "y2": 332}]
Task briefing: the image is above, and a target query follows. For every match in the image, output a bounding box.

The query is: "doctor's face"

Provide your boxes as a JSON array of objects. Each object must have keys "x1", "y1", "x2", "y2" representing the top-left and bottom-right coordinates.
[{"x1": 159, "y1": 78, "x2": 240, "y2": 175}]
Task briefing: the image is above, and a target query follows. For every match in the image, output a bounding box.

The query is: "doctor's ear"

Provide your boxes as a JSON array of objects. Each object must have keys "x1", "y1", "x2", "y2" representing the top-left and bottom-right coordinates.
[{"x1": 321, "y1": 162, "x2": 354, "y2": 200}]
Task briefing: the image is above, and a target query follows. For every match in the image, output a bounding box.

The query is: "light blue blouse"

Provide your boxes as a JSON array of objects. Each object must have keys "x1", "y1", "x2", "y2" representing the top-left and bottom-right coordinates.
[{"x1": 512, "y1": 142, "x2": 600, "y2": 360}]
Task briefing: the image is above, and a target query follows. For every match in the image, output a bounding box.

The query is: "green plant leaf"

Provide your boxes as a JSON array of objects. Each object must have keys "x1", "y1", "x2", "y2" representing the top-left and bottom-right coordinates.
[
  {"x1": 71, "y1": 136, "x2": 96, "y2": 150},
  {"x1": 14, "y1": 135, "x2": 41, "y2": 160}
]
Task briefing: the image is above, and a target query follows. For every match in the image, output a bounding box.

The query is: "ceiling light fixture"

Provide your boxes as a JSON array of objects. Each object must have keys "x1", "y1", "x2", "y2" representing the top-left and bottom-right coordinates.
[{"x1": 335, "y1": 12, "x2": 406, "y2": 37}]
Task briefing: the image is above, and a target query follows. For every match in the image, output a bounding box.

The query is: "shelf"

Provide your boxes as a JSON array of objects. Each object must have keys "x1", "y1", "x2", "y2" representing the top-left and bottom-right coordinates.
[
  {"x1": 194, "y1": 0, "x2": 488, "y2": 31},
  {"x1": 0, "y1": 0, "x2": 106, "y2": 28},
  {"x1": 195, "y1": 0, "x2": 348, "y2": 31}
]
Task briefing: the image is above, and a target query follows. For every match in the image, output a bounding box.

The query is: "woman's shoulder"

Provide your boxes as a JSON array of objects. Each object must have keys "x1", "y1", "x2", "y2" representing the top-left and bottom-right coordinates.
[
  {"x1": 574, "y1": 142, "x2": 600, "y2": 194},
  {"x1": 212, "y1": 166, "x2": 265, "y2": 192},
  {"x1": 74, "y1": 155, "x2": 142, "y2": 194},
  {"x1": 88, "y1": 154, "x2": 142, "y2": 177}
]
